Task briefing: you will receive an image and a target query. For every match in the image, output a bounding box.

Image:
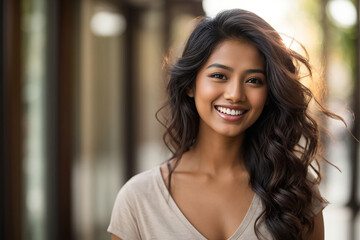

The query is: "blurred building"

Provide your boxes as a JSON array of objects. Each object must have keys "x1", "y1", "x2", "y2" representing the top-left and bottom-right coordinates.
[{"x1": 1, "y1": 0, "x2": 359, "y2": 240}]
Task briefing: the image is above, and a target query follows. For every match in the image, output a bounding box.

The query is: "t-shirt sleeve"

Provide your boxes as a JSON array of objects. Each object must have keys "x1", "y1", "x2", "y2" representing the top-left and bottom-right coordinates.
[{"x1": 107, "y1": 183, "x2": 141, "y2": 240}]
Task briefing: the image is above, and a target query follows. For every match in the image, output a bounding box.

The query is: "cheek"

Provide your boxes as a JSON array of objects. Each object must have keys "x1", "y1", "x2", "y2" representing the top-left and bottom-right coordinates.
[
  {"x1": 195, "y1": 80, "x2": 221, "y2": 102},
  {"x1": 247, "y1": 89, "x2": 268, "y2": 109}
]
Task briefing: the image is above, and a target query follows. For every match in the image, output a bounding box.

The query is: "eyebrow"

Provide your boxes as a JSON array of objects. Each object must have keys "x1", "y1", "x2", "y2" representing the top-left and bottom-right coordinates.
[{"x1": 206, "y1": 63, "x2": 266, "y2": 75}]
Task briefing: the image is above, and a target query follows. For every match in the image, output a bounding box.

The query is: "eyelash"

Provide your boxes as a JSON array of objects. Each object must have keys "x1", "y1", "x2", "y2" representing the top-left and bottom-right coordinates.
[
  {"x1": 210, "y1": 73, "x2": 227, "y2": 80},
  {"x1": 210, "y1": 74, "x2": 264, "y2": 85},
  {"x1": 246, "y1": 77, "x2": 264, "y2": 85}
]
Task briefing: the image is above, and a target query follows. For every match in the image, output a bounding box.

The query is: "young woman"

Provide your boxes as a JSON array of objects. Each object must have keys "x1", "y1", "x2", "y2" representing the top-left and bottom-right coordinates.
[{"x1": 108, "y1": 9, "x2": 337, "y2": 239}]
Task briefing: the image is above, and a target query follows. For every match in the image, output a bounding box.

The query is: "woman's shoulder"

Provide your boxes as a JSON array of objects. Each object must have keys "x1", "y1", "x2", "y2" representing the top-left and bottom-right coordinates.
[
  {"x1": 306, "y1": 172, "x2": 328, "y2": 215},
  {"x1": 108, "y1": 166, "x2": 162, "y2": 239},
  {"x1": 121, "y1": 166, "x2": 161, "y2": 193}
]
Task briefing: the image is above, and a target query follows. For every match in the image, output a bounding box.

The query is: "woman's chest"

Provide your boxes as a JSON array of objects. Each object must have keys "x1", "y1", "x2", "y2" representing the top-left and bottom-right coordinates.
[{"x1": 170, "y1": 178, "x2": 255, "y2": 240}]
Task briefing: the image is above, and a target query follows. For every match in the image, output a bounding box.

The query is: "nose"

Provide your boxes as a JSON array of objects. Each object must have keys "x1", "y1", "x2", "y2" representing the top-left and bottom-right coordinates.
[{"x1": 224, "y1": 79, "x2": 246, "y2": 103}]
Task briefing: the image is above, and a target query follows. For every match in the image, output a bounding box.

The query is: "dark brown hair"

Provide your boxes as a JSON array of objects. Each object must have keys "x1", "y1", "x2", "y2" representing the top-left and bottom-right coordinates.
[{"x1": 157, "y1": 9, "x2": 342, "y2": 239}]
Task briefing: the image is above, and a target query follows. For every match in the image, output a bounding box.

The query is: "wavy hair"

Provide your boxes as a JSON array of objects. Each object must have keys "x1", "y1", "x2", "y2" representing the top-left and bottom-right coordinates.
[{"x1": 157, "y1": 9, "x2": 342, "y2": 239}]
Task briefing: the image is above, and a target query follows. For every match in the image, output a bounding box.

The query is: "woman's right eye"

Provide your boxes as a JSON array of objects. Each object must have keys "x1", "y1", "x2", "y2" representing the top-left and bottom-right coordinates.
[{"x1": 210, "y1": 73, "x2": 227, "y2": 80}]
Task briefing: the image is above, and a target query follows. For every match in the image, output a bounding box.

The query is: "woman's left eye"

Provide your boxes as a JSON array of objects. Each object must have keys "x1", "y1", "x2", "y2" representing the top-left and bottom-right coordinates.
[
  {"x1": 246, "y1": 77, "x2": 263, "y2": 85},
  {"x1": 210, "y1": 73, "x2": 227, "y2": 80}
]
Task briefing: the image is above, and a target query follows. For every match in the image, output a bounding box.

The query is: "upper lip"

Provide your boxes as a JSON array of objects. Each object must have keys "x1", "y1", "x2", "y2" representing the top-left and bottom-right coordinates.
[{"x1": 215, "y1": 105, "x2": 248, "y2": 111}]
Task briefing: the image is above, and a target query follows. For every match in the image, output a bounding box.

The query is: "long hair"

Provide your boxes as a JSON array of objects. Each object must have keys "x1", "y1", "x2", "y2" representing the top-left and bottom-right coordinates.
[{"x1": 157, "y1": 9, "x2": 341, "y2": 239}]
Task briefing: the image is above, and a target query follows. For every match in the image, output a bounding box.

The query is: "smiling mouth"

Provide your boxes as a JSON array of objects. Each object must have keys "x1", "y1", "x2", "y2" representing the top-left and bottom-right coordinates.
[{"x1": 215, "y1": 106, "x2": 248, "y2": 116}]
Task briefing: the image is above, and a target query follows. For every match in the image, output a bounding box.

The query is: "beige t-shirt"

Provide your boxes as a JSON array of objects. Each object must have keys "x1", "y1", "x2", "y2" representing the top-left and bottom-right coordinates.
[{"x1": 108, "y1": 166, "x2": 326, "y2": 240}]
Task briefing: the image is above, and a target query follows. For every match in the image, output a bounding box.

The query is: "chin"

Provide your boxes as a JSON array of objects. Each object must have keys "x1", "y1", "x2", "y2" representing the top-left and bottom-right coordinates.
[{"x1": 216, "y1": 128, "x2": 245, "y2": 138}]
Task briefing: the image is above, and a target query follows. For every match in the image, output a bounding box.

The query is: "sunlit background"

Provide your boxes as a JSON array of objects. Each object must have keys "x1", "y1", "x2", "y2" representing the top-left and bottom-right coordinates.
[{"x1": 2, "y1": 0, "x2": 359, "y2": 239}]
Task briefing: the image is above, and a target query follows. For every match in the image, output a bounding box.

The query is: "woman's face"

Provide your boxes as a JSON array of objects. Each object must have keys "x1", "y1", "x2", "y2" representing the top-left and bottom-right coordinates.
[{"x1": 189, "y1": 39, "x2": 268, "y2": 138}]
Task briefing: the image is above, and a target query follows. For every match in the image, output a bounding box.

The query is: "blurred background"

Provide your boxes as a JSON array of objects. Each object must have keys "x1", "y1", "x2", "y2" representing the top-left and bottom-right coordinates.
[{"x1": 1, "y1": 0, "x2": 359, "y2": 239}]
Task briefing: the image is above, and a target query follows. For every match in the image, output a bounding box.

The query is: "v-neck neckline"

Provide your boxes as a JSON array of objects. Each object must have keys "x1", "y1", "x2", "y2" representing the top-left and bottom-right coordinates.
[{"x1": 155, "y1": 166, "x2": 260, "y2": 240}]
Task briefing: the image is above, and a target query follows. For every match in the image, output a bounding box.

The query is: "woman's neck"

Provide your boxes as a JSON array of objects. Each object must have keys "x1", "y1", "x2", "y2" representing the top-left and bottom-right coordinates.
[{"x1": 181, "y1": 127, "x2": 245, "y2": 176}]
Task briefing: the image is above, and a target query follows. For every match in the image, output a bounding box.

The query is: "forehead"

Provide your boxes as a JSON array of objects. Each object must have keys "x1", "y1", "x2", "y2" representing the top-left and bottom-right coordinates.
[{"x1": 205, "y1": 39, "x2": 265, "y2": 69}]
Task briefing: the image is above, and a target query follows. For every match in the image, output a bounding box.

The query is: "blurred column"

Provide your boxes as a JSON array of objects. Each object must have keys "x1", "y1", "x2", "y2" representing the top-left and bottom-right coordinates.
[
  {"x1": 321, "y1": 0, "x2": 329, "y2": 79},
  {"x1": 131, "y1": 0, "x2": 205, "y2": 174},
  {"x1": 130, "y1": 2, "x2": 168, "y2": 174},
  {"x1": 74, "y1": 0, "x2": 126, "y2": 239},
  {"x1": 354, "y1": 1, "x2": 360, "y2": 239},
  {"x1": 54, "y1": 0, "x2": 76, "y2": 239},
  {"x1": 2, "y1": 0, "x2": 23, "y2": 240},
  {"x1": 348, "y1": 1, "x2": 359, "y2": 240},
  {"x1": 322, "y1": 0, "x2": 359, "y2": 239},
  {"x1": 22, "y1": 0, "x2": 48, "y2": 238}
]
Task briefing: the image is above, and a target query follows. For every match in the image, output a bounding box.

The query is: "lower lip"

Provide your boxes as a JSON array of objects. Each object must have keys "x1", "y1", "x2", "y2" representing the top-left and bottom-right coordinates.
[{"x1": 215, "y1": 108, "x2": 246, "y2": 121}]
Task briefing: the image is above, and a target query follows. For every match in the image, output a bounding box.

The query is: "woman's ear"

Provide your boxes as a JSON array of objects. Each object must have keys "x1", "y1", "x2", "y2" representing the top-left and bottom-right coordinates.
[{"x1": 187, "y1": 88, "x2": 194, "y2": 97}]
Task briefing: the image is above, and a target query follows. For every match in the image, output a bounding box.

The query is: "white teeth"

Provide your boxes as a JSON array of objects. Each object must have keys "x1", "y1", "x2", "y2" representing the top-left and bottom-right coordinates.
[{"x1": 216, "y1": 106, "x2": 244, "y2": 116}]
